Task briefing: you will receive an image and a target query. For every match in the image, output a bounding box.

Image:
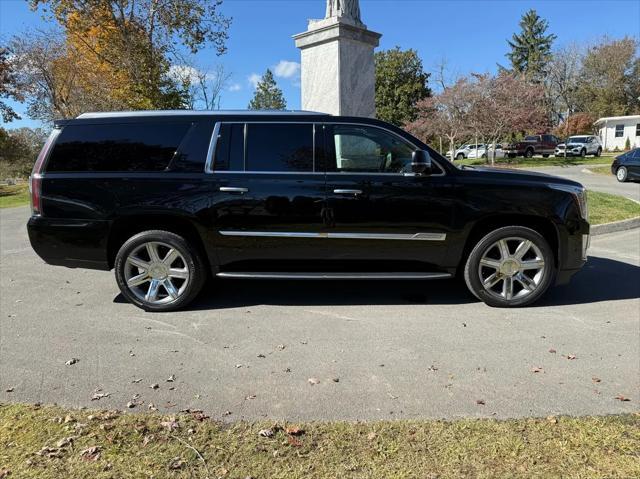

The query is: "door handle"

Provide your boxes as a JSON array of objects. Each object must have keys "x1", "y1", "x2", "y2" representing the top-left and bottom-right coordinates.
[
  {"x1": 333, "y1": 189, "x2": 362, "y2": 195},
  {"x1": 220, "y1": 187, "x2": 249, "y2": 193}
]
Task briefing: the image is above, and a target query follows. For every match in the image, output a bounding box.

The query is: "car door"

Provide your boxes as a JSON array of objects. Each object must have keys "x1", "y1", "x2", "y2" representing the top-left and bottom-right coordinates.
[
  {"x1": 207, "y1": 122, "x2": 327, "y2": 270},
  {"x1": 322, "y1": 123, "x2": 455, "y2": 272}
]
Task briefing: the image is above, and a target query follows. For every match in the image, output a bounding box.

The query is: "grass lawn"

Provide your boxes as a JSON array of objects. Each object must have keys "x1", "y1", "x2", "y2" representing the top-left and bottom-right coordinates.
[
  {"x1": 1, "y1": 404, "x2": 638, "y2": 479},
  {"x1": 455, "y1": 155, "x2": 613, "y2": 169},
  {"x1": 0, "y1": 183, "x2": 29, "y2": 209},
  {"x1": 588, "y1": 165, "x2": 614, "y2": 176},
  {"x1": 588, "y1": 190, "x2": 640, "y2": 225}
]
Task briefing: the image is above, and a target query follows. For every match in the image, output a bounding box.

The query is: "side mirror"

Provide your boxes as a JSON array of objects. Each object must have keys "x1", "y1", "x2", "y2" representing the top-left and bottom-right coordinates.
[{"x1": 411, "y1": 149, "x2": 432, "y2": 176}]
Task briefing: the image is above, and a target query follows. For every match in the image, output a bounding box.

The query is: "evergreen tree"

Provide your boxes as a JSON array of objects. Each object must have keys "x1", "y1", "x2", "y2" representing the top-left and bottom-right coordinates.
[
  {"x1": 506, "y1": 9, "x2": 556, "y2": 82},
  {"x1": 375, "y1": 47, "x2": 431, "y2": 127},
  {"x1": 248, "y1": 69, "x2": 287, "y2": 110}
]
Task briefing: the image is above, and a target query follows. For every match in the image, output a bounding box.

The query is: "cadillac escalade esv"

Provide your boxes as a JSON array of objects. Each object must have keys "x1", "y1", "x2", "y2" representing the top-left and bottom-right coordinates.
[{"x1": 27, "y1": 111, "x2": 590, "y2": 311}]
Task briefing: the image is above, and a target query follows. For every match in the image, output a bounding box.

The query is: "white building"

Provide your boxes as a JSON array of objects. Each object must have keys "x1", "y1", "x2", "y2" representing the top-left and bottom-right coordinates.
[{"x1": 594, "y1": 115, "x2": 640, "y2": 151}]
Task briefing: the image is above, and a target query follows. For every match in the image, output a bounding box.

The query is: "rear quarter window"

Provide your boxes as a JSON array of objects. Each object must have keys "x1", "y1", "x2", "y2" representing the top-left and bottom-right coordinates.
[{"x1": 46, "y1": 122, "x2": 192, "y2": 172}]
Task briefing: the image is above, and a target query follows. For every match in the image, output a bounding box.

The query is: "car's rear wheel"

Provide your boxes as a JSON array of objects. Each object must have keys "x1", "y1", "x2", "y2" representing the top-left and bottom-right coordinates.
[
  {"x1": 464, "y1": 226, "x2": 555, "y2": 307},
  {"x1": 595, "y1": 147, "x2": 602, "y2": 157},
  {"x1": 616, "y1": 166, "x2": 628, "y2": 182},
  {"x1": 115, "y1": 230, "x2": 206, "y2": 312},
  {"x1": 525, "y1": 149, "x2": 534, "y2": 158},
  {"x1": 580, "y1": 148, "x2": 586, "y2": 158}
]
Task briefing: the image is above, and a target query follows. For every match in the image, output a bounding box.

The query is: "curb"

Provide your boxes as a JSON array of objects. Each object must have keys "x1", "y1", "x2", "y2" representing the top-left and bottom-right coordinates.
[{"x1": 592, "y1": 216, "x2": 640, "y2": 236}]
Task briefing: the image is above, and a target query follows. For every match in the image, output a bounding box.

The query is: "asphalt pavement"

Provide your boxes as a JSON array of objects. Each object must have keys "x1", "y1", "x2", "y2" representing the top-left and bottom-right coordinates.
[{"x1": 1, "y1": 205, "x2": 638, "y2": 421}]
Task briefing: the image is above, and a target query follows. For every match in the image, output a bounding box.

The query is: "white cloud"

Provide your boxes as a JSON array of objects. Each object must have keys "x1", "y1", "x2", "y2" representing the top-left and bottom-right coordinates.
[
  {"x1": 168, "y1": 65, "x2": 201, "y2": 84},
  {"x1": 248, "y1": 73, "x2": 261, "y2": 89},
  {"x1": 228, "y1": 83, "x2": 242, "y2": 92},
  {"x1": 274, "y1": 60, "x2": 301, "y2": 79}
]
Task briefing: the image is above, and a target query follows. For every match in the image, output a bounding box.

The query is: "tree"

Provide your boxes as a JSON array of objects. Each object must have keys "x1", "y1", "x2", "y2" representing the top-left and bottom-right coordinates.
[
  {"x1": 248, "y1": 70, "x2": 286, "y2": 110},
  {"x1": 0, "y1": 127, "x2": 47, "y2": 178},
  {"x1": 575, "y1": 37, "x2": 640, "y2": 117},
  {"x1": 405, "y1": 78, "x2": 474, "y2": 159},
  {"x1": 0, "y1": 47, "x2": 23, "y2": 122},
  {"x1": 552, "y1": 113, "x2": 596, "y2": 138},
  {"x1": 545, "y1": 43, "x2": 585, "y2": 125},
  {"x1": 21, "y1": 0, "x2": 232, "y2": 118},
  {"x1": 375, "y1": 47, "x2": 431, "y2": 126},
  {"x1": 506, "y1": 9, "x2": 556, "y2": 82}
]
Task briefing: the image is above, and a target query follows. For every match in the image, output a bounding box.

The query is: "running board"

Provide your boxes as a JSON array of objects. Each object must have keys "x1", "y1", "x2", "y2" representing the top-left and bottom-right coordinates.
[{"x1": 216, "y1": 272, "x2": 453, "y2": 280}]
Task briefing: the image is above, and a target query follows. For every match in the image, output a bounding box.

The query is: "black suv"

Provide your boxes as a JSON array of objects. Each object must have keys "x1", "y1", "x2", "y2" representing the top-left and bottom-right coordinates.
[{"x1": 28, "y1": 111, "x2": 590, "y2": 311}]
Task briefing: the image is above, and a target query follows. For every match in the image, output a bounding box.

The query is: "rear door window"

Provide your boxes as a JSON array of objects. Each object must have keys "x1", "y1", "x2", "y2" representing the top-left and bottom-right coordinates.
[
  {"x1": 213, "y1": 123, "x2": 245, "y2": 171},
  {"x1": 46, "y1": 122, "x2": 192, "y2": 172},
  {"x1": 245, "y1": 124, "x2": 314, "y2": 172}
]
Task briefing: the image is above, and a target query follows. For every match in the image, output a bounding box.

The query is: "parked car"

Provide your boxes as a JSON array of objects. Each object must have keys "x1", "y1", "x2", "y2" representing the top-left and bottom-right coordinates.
[
  {"x1": 467, "y1": 144, "x2": 506, "y2": 160},
  {"x1": 503, "y1": 135, "x2": 560, "y2": 158},
  {"x1": 611, "y1": 147, "x2": 640, "y2": 182},
  {"x1": 446, "y1": 144, "x2": 476, "y2": 160},
  {"x1": 554, "y1": 135, "x2": 602, "y2": 158},
  {"x1": 28, "y1": 111, "x2": 590, "y2": 311}
]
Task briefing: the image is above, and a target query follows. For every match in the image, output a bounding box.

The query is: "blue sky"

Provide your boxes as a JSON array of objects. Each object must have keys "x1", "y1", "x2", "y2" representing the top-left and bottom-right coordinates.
[{"x1": 1, "y1": 0, "x2": 639, "y2": 129}]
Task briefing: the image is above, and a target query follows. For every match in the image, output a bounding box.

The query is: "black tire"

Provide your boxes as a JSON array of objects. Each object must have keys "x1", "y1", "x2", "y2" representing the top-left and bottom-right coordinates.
[
  {"x1": 464, "y1": 226, "x2": 556, "y2": 308},
  {"x1": 525, "y1": 148, "x2": 534, "y2": 158},
  {"x1": 616, "y1": 166, "x2": 628, "y2": 183},
  {"x1": 542, "y1": 154, "x2": 550, "y2": 158},
  {"x1": 508, "y1": 153, "x2": 517, "y2": 159},
  {"x1": 456, "y1": 153, "x2": 465, "y2": 161},
  {"x1": 115, "y1": 230, "x2": 206, "y2": 312},
  {"x1": 595, "y1": 147, "x2": 602, "y2": 157},
  {"x1": 580, "y1": 148, "x2": 586, "y2": 158}
]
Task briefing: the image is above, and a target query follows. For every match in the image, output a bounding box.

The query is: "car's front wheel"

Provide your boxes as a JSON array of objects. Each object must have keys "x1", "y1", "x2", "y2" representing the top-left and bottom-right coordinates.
[
  {"x1": 525, "y1": 149, "x2": 534, "y2": 158},
  {"x1": 595, "y1": 148, "x2": 602, "y2": 157},
  {"x1": 115, "y1": 230, "x2": 206, "y2": 312},
  {"x1": 456, "y1": 153, "x2": 465, "y2": 161},
  {"x1": 616, "y1": 166, "x2": 628, "y2": 182},
  {"x1": 464, "y1": 226, "x2": 555, "y2": 307},
  {"x1": 580, "y1": 148, "x2": 586, "y2": 158}
]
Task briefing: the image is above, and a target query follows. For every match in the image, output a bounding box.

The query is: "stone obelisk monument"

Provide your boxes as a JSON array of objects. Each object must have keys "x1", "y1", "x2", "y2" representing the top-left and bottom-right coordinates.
[{"x1": 293, "y1": 0, "x2": 381, "y2": 117}]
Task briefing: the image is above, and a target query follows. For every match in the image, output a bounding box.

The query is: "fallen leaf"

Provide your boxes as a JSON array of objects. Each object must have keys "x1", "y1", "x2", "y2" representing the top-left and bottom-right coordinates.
[
  {"x1": 476, "y1": 399, "x2": 486, "y2": 405},
  {"x1": 332, "y1": 377, "x2": 340, "y2": 383},
  {"x1": 565, "y1": 354, "x2": 577, "y2": 360},
  {"x1": 548, "y1": 348, "x2": 556, "y2": 354},
  {"x1": 37, "y1": 447, "x2": 62, "y2": 458},
  {"x1": 91, "y1": 392, "x2": 110, "y2": 401},
  {"x1": 614, "y1": 395, "x2": 631, "y2": 402},
  {"x1": 546, "y1": 416, "x2": 558, "y2": 424},
  {"x1": 79, "y1": 446, "x2": 100, "y2": 461},
  {"x1": 285, "y1": 426, "x2": 304, "y2": 436},
  {"x1": 166, "y1": 375, "x2": 175, "y2": 382},
  {"x1": 148, "y1": 403, "x2": 157, "y2": 411},
  {"x1": 65, "y1": 358, "x2": 79, "y2": 366},
  {"x1": 0, "y1": 469, "x2": 10, "y2": 478},
  {"x1": 235, "y1": 364, "x2": 243, "y2": 368},
  {"x1": 592, "y1": 377, "x2": 602, "y2": 383},
  {"x1": 428, "y1": 365, "x2": 438, "y2": 371},
  {"x1": 56, "y1": 437, "x2": 75, "y2": 448},
  {"x1": 277, "y1": 344, "x2": 286, "y2": 351},
  {"x1": 287, "y1": 436, "x2": 303, "y2": 447},
  {"x1": 160, "y1": 419, "x2": 180, "y2": 431},
  {"x1": 308, "y1": 377, "x2": 320, "y2": 385},
  {"x1": 168, "y1": 457, "x2": 185, "y2": 470},
  {"x1": 367, "y1": 432, "x2": 377, "y2": 441},
  {"x1": 257, "y1": 354, "x2": 266, "y2": 358},
  {"x1": 258, "y1": 428, "x2": 274, "y2": 438},
  {"x1": 387, "y1": 392, "x2": 398, "y2": 399},
  {"x1": 126, "y1": 402, "x2": 136, "y2": 409},
  {"x1": 222, "y1": 410, "x2": 232, "y2": 417},
  {"x1": 150, "y1": 383, "x2": 159, "y2": 390},
  {"x1": 245, "y1": 395, "x2": 256, "y2": 400},
  {"x1": 530, "y1": 367, "x2": 544, "y2": 373},
  {"x1": 5, "y1": 387, "x2": 14, "y2": 392}
]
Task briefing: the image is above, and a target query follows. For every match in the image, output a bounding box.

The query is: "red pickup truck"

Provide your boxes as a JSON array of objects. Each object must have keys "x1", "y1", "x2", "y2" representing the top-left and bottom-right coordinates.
[{"x1": 503, "y1": 134, "x2": 560, "y2": 158}]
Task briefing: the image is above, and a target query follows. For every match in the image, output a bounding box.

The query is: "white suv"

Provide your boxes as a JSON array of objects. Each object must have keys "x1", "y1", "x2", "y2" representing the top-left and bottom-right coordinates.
[{"x1": 555, "y1": 135, "x2": 603, "y2": 157}]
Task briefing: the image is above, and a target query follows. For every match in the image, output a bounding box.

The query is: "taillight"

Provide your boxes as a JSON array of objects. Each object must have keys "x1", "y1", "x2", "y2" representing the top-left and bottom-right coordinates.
[{"x1": 30, "y1": 128, "x2": 60, "y2": 216}]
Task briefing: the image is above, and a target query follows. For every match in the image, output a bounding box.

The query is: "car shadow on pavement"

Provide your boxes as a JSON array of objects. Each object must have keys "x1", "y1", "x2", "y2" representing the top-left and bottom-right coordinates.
[
  {"x1": 537, "y1": 256, "x2": 640, "y2": 307},
  {"x1": 113, "y1": 256, "x2": 639, "y2": 310}
]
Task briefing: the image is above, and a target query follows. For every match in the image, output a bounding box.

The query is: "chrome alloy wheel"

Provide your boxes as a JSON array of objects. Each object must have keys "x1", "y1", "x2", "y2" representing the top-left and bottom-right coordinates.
[
  {"x1": 477, "y1": 237, "x2": 546, "y2": 301},
  {"x1": 123, "y1": 241, "x2": 190, "y2": 305}
]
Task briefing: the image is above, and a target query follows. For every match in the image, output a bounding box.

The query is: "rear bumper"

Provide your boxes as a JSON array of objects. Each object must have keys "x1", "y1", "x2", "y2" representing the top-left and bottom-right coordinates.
[{"x1": 27, "y1": 215, "x2": 111, "y2": 270}]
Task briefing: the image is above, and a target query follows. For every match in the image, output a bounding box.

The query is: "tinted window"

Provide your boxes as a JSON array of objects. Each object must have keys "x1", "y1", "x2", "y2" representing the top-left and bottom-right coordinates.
[
  {"x1": 47, "y1": 122, "x2": 191, "y2": 172},
  {"x1": 246, "y1": 124, "x2": 314, "y2": 172},
  {"x1": 328, "y1": 125, "x2": 415, "y2": 173},
  {"x1": 524, "y1": 136, "x2": 538, "y2": 141},
  {"x1": 213, "y1": 124, "x2": 244, "y2": 171},
  {"x1": 171, "y1": 121, "x2": 214, "y2": 172}
]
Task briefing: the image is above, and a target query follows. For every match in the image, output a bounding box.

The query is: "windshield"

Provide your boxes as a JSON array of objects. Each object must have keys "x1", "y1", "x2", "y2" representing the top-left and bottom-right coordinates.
[{"x1": 568, "y1": 137, "x2": 589, "y2": 144}]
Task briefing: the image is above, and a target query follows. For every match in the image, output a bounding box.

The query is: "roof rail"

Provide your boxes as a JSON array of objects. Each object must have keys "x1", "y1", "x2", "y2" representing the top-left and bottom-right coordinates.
[{"x1": 76, "y1": 110, "x2": 330, "y2": 119}]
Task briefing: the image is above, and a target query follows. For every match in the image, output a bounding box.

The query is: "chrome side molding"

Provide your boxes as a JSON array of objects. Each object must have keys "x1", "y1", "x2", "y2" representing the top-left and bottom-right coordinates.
[{"x1": 218, "y1": 231, "x2": 447, "y2": 241}]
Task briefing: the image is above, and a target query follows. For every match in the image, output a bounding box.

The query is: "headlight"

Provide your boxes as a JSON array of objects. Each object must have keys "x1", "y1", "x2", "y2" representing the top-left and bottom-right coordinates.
[{"x1": 550, "y1": 184, "x2": 588, "y2": 220}]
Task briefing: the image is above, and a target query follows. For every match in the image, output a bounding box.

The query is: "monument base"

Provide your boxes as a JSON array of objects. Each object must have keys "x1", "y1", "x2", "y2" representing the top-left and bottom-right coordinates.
[{"x1": 294, "y1": 17, "x2": 381, "y2": 118}]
